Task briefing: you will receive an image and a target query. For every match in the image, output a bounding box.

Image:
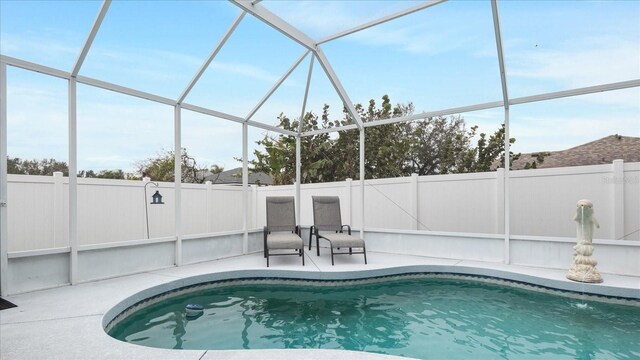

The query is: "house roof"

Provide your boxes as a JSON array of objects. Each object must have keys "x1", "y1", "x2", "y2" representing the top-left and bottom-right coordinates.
[
  {"x1": 510, "y1": 135, "x2": 640, "y2": 170},
  {"x1": 203, "y1": 167, "x2": 272, "y2": 185}
]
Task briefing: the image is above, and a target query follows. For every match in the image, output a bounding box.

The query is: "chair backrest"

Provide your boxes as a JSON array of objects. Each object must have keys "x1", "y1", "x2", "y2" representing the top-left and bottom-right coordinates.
[
  {"x1": 312, "y1": 196, "x2": 343, "y2": 231},
  {"x1": 266, "y1": 196, "x2": 296, "y2": 232}
]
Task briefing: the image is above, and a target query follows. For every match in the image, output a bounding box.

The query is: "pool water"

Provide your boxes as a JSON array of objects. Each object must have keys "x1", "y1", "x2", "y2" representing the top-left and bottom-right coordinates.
[{"x1": 108, "y1": 277, "x2": 640, "y2": 359}]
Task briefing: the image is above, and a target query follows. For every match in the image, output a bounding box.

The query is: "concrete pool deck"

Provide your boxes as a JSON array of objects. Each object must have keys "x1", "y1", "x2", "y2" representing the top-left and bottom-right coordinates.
[{"x1": 1, "y1": 250, "x2": 639, "y2": 360}]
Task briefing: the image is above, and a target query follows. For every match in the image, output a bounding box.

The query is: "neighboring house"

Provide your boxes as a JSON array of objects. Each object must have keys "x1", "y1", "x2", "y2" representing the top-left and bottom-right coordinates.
[
  {"x1": 510, "y1": 135, "x2": 640, "y2": 170},
  {"x1": 203, "y1": 167, "x2": 273, "y2": 185}
]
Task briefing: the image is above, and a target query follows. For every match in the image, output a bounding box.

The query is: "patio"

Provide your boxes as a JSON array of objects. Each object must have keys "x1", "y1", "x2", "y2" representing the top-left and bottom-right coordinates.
[
  {"x1": 1, "y1": 0, "x2": 639, "y2": 358},
  {"x1": 1, "y1": 250, "x2": 638, "y2": 360}
]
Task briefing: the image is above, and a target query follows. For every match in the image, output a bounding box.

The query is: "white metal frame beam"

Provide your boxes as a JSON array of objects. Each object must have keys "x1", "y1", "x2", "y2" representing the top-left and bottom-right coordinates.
[
  {"x1": 68, "y1": 78, "x2": 79, "y2": 283},
  {"x1": 1, "y1": 55, "x2": 70, "y2": 79},
  {"x1": 510, "y1": 80, "x2": 640, "y2": 105},
  {"x1": 246, "y1": 119, "x2": 297, "y2": 136},
  {"x1": 303, "y1": 124, "x2": 359, "y2": 137},
  {"x1": 174, "y1": 105, "x2": 183, "y2": 266},
  {"x1": 301, "y1": 78, "x2": 640, "y2": 137},
  {"x1": 491, "y1": 0, "x2": 509, "y2": 110},
  {"x1": 77, "y1": 75, "x2": 177, "y2": 106},
  {"x1": 180, "y1": 104, "x2": 298, "y2": 136},
  {"x1": 0, "y1": 62, "x2": 8, "y2": 296},
  {"x1": 178, "y1": 11, "x2": 246, "y2": 104},
  {"x1": 313, "y1": 48, "x2": 363, "y2": 129},
  {"x1": 246, "y1": 50, "x2": 310, "y2": 121},
  {"x1": 491, "y1": 0, "x2": 511, "y2": 265},
  {"x1": 181, "y1": 103, "x2": 245, "y2": 124},
  {"x1": 1, "y1": 55, "x2": 301, "y2": 137},
  {"x1": 363, "y1": 101, "x2": 505, "y2": 128},
  {"x1": 9, "y1": 49, "x2": 632, "y2": 139},
  {"x1": 242, "y1": 123, "x2": 249, "y2": 254},
  {"x1": 359, "y1": 128, "x2": 365, "y2": 239},
  {"x1": 71, "y1": 0, "x2": 111, "y2": 77},
  {"x1": 298, "y1": 55, "x2": 314, "y2": 135},
  {"x1": 228, "y1": 0, "x2": 316, "y2": 51},
  {"x1": 228, "y1": 1, "x2": 364, "y2": 130},
  {"x1": 317, "y1": 0, "x2": 447, "y2": 45},
  {"x1": 295, "y1": 55, "x2": 315, "y2": 225}
]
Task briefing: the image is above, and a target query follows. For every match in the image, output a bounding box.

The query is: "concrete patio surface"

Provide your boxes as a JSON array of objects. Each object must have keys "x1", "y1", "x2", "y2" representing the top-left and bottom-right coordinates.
[{"x1": 1, "y1": 250, "x2": 639, "y2": 360}]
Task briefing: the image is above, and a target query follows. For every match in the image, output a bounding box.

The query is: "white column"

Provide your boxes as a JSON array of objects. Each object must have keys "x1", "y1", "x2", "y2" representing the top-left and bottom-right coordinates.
[
  {"x1": 345, "y1": 178, "x2": 353, "y2": 226},
  {"x1": 242, "y1": 123, "x2": 249, "y2": 254},
  {"x1": 503, "y1": 108, "x2": 510, "y2": 264},
  {"x1": 52, "y1": 172, "x2": 65, "y2": 248},
  {"x1": 496, "y1": 168, "x2": 505, "y2": 234},
  {"x1": 205, "y1": 180, "x2": 212, "y2": 233},
  {"x1": 0, "y1": 62, "x2": 9, "y2": 296},
  {"x1": 252, "y1": 184, "x2": 258, "y2": 229},
  {"x1": 68, "y1": 77, "x2": 78, "y2": 283},
  {"x1": 410, "y1": 173, "x2": 419, "y2": 230},
  {"x1": 359, "y1": 128, "x2": 365, "y2": 238},
  {"x1": 295, "y1": 136, "x2": 301, "y2": 225},
  {"x1": 174, "y1": 105, "x2": 182, "y2": 266},
  {"x1": 612, "y1": 159, "x2": 624, "y2": 240}
]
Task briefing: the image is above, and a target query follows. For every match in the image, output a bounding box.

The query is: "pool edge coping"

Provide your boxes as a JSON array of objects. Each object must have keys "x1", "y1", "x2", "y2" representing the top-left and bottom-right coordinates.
[{"x1": 102, "y1": 264, "x2": 640, "y2": 337}]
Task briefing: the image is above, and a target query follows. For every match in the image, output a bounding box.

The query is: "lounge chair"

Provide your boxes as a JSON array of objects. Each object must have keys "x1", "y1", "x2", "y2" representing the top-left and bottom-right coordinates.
[
  {"x1": 309, "y1": 196, "x2": 367, "y2": 265},
  {"x1": 264, "y1": 196, "x2": 304, "y2": 267}
]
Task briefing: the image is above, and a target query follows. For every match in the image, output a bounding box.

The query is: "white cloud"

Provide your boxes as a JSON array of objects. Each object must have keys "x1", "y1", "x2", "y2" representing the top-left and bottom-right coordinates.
[
  {"x1": 263, "y1": 0, "x2": 439, "y2": 52},
  {"x1": 263, "y1": 1, "x2": 374, "y2": 39},
  {"x1": 508, "y1": 37, "x2": 640, "y2": 107},
  {"x1": 0, "y1": 32, "x2": 80, "y2": 69},
  {"x1": 348, "y1": 22, "x2": 482, "y2": 56},
  {"x1": 209, "y1": 61, "x2": 280, "y2": 84},
  {"x1": 510, "y1": 114, "x2": 639, "y2": 153}
]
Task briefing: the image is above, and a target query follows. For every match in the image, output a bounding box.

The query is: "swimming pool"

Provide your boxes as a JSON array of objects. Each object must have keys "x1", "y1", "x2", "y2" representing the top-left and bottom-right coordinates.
[{"x1": 107, "y1": 274, "x2": 640, "y2": 359}]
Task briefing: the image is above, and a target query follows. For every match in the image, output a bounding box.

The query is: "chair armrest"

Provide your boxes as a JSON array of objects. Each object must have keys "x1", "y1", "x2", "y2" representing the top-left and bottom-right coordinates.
[{"x1": 341, "y1": 225, "x2": 351, "y2": 235}]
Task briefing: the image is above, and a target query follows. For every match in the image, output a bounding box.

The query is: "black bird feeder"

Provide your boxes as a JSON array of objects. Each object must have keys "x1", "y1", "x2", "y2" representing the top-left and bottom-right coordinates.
[{"x1": 151, "y1": 190, "x2": 164, "y2": 204}]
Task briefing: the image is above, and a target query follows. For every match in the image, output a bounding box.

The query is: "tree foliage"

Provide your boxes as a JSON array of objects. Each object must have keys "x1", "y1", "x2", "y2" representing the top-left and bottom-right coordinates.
[
  {"x1": 250, "y1": 95, "x2": 544, "y2": 184},
  {"x1": 135, "y1": 148, "x2": 222, "y2": 184},
  {"x1": 78, "y1": 169, "x2": 138, "y2": 180},
  {"x1": 8, "y1": 149, "x2": 223, "y2": 184},
  {"x1": 8, "y1": 157, "x2": 69, "y2": 176}
]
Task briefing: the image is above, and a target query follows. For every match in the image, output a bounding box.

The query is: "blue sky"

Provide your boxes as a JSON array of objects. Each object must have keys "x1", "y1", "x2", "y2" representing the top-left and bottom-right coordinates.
[{"x1": 1, "y1": 0, "x2": 639, "y2": 173}]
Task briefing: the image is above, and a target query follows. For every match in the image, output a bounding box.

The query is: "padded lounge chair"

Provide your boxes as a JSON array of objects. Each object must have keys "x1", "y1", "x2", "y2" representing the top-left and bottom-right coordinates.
[
  {"x1": 309, "y1": 196, "x2": 367, "y2": 265},
  {"x1": 264, "y1": 196, "x2": 304, "y2": 267}
]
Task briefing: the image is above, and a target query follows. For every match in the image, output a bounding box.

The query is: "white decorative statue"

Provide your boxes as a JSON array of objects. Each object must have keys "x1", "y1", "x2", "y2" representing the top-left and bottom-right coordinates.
[{"x1": 567, "y1": 199, "x2": 603, "y2": 283}]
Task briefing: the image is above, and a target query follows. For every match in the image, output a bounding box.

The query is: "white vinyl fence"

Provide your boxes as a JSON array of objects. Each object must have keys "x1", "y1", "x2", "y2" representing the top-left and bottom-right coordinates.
[
  {"x1": 7, "y1": 160, "x2": 639, "y2": 252},
  {"x1": 4, "y1": 160, "x2": 639, "y2": 294}
]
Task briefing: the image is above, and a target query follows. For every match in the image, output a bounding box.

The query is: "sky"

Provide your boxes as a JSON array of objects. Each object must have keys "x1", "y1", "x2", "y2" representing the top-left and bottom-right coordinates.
[{"x1": 1, "y1": 0, "x2": 639, "y2": 173}]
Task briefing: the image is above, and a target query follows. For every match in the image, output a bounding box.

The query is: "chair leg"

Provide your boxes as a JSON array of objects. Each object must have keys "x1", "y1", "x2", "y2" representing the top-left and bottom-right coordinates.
[
  {"x1": 301, "y1": 248, "x2": 305, "y2": 266},
  {"x1": 349, "y1": 247, "x2": 352, "y2": 255},
  {"x1": 266, "y1": 249, "x2": 270, "y2": 267},
  {"x1": 330, "y1": 246, "x2": 335, "y2": 266},
  {"x1": 316, "y1": 234, "x2": 320, "y2": 256},
  {"x1": 363, "y1": 245, "x2": 367, "y2": 264},
  {"x1": 308, "y1": 226, "x2": 313, "y2": 251}
]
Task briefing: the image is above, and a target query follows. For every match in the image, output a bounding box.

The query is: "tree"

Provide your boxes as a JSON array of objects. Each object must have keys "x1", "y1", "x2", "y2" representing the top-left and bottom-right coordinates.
[
  {"x1": 8, "y1": 150, "x2": 221, "y2": 183},
  {"x1": 249, "y1": 107, "x2": 333, "y2": 185},
  {"x1": 409, "y1": 115, "x2": 469, "y2": 175},
  {"x1": 136, "y1": 148, "x2": 222, "y2": 184},
  {"x1": 250, "y1": 95, "x2": 545, "y2": 183},
  {"x1": 78, "y1": 169, "x2": 137, "y2": 180},
  {"x1": 250, "y1": 96, "x2": 416, "y2": 184},
  {"x1": 7, "y1": 157, "x2": 69, "y2": 176}
]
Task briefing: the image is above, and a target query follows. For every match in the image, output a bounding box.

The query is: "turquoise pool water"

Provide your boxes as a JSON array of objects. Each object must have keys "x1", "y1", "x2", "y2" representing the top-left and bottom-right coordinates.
[{"x1": 108, "y1": 277, "x2": 640, "y2": 359}]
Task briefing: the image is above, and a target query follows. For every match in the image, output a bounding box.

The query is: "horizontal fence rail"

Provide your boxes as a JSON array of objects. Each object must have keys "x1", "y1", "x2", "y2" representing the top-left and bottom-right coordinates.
[
  {"x1": 6, "y1": 161, "x2": 639, "y2": 252},
  {"x1": 3, "y1": 161, "x2": 639, "y2": 294}
]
